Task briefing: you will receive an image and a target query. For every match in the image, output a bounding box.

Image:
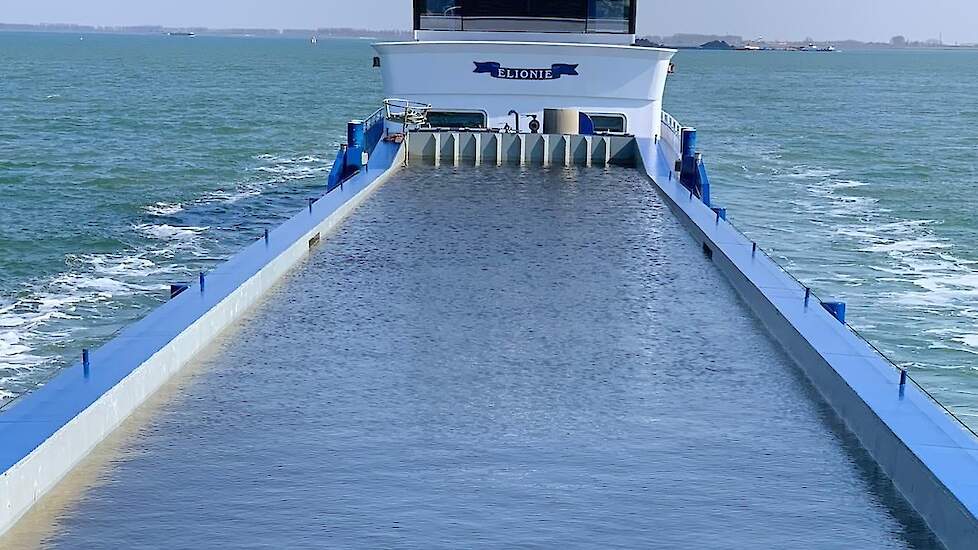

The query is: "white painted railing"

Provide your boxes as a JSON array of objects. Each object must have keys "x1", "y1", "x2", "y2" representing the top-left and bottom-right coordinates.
[
  {"x1": 661, "y1": 110, "x2": 683, "y2": 137},
  {"x1": 660, "y1": 111, "x2": 683, "y2": 157}
]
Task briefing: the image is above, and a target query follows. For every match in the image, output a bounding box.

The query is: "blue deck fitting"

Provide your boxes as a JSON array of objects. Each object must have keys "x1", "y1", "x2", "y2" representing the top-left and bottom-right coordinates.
[
  {"x1": 820, "y1": 301, "x2": 847, "y2": 324},
  {"x1": 677, "y1": 128, "x2": 711, "y2": 207},
  {"x1": 327, "y1": 145, "x2": 350, "y2": 191},
  {"x1": 712, "y1": 207, "x2": 727, "y2": 222},
  {"x1": 347, "y1": 120, "x2": 366, "y2": 169},
  {"x1": 696, "y1": 157, "x2": 712, "y2": 207},
  {"x1": 579, "y1": 112, "x2": 595, "y2": 135},
  {"x1": 327, "y1": 117, "x2": 385, "y2": 192}
]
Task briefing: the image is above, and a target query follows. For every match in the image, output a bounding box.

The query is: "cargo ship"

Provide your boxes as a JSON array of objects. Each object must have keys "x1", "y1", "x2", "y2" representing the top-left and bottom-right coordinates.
[{"x1": 1, "y1": 1, "x2": 975, "y2": 547}]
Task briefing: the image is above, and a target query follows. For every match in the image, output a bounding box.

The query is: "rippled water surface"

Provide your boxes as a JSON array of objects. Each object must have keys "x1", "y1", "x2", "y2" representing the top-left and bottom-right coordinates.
[
  {"x1": 2, "y1": 34, "x2": 977, "y2": 430},
  {"x1": 32, "y1": 167, "x2": 938, "y2": 549},
  {"x1": 0, "y1": 33, "x2": 379, "y2": 400}
]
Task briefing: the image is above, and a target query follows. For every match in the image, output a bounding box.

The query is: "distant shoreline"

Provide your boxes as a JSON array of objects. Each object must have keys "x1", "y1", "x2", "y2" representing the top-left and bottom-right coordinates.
[
  {"x1": 0, "y1": 23, "x2": 411, "y2": 40},
  {"x1": 2, "y1": 24, "x2": 975, "y2": 49}
]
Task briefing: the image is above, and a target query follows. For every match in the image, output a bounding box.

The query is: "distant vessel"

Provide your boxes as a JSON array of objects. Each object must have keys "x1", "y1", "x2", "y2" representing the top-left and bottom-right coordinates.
[
  {"x1": 801, "y1": 42, "x2": 836, "y2": 52},
  {"x1": 311, "y1": 36, "x2": 318, "y2": 45},
  {"x1": 166, "y1": 32, "x2": 196, "y2": 37}
]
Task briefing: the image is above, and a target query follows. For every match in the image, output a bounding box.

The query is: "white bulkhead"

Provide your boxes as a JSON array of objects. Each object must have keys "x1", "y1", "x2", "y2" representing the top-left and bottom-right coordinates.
[{"x1": 373, "y1": 0, "x2": 675, "y2": 139}]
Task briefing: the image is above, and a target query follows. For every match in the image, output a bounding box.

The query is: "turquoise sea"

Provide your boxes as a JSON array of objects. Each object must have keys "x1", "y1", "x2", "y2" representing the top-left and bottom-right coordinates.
[{"x1": 1, "y1": 32, "x2": 977, "y2": 431}]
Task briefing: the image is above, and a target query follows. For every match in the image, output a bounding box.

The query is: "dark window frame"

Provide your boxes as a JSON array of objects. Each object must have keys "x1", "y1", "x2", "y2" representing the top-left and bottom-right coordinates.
[
  {"x1": 586, "y1": 112, "x2": 628, "y2": 134},
  {"x1": 426, "y1": 109, "x2": 489, "y2": 130},
  {"x1": 413, "y1": 0, "x2": 636, "y2": 34}
]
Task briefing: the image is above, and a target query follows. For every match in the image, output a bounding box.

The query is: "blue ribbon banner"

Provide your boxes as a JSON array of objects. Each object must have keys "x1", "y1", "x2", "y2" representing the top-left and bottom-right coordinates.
[{"x1": 473, "y1": 62, "x2": 579, "y2": 81}]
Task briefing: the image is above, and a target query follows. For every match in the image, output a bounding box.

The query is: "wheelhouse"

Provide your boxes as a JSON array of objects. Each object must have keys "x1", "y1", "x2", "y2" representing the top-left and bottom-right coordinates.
[{"x1": 414, "y1": 0, "x2": 637, "y2": 35}]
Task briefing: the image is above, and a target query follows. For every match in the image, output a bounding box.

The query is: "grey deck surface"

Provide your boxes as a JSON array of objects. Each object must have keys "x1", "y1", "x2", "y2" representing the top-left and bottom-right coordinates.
[{"x1": 39, "y1": 167, "x2": 938, "y2": 549}]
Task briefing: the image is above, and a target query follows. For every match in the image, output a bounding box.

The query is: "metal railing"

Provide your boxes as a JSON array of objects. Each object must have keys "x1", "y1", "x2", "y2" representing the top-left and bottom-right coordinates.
[{"x1": 661, "y1": 111, "x2": 683, "y2": 137}]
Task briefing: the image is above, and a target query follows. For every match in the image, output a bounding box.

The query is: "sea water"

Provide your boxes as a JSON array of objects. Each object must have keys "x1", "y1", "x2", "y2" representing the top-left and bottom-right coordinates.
[
  {"x1": 29, "y1": 167, "x2": 938, "y2": 549},
  {"x1": 1, "y1": 34, "x2": 977, "y2": 455}
]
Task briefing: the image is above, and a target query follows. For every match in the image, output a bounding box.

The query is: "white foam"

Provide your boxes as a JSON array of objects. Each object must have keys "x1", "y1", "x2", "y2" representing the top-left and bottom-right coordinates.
[
  {"x1": 206, "y1": 188, "x2": 262, "y2": 204},
  {"x1": 784, "y1": 166, "x2": 844, "y2": 180},
  {"x1": 960, "y1": 335, "x2": 978, "y2": 349},
  {"x1": 1, "y1": 148, "x2": 327, "y2": 401},
  {"x1": 134, "y1": 224, "x2": 210, "y2": 241},
  {"x1": 255, "y1": 164, "x2": 325, "y2": 180},
  {"x1": 143, "y1": 202, "x2": 184, "y2": 216},
  {"x1": 862, "y1": 238, "x2": 951, "y2": 254}
]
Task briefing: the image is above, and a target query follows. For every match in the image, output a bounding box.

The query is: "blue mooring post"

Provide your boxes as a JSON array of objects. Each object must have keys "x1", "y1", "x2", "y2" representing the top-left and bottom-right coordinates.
[
  {"x1": 199, "y1": 272, "x2": 205, "y2": 292},
  {"x1": 752, "y1": 242, "x2": 758, "y2": 257},
  {"x1": 83, "y1": 349, "x2": 90, "y2": 378},
  {"x1": 347, "y1": 120, "x2": 366, "y2": 170},
  {"x1": 820, "y1": 302, "x2": 847, "y2": 324},
  {"x1": 679, "y1": 129, "x2": 698, "y2": 197},
  {"x1": 680, "y1": 128, "x2": 697, "y2": 158},
  {"x1": 308, "y1": 197, "x2": 316, "y2": 213},
  {"x1": 804, "y1": 287, "x2": 811, "y2": 306},
  {"x1": 264, "y1": 228, "x2": 269, "y2": 244},
  {"x1": 900, "y1": 369, "x2": 908, "y2": 398}
]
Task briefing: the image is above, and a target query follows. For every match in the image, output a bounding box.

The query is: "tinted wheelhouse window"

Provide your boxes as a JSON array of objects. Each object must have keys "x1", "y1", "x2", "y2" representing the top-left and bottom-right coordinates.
[
  {"x1": 465, "y1": 0, "x2": 586, "y2": 19},
  {"x1": 427, "y1": 111, "x2": 487, "y2": 130},
  {"x1": 419, "y1": 0, "x2": 461, "y2": 15},
  {"x1": 414, "y1": 0, "x2": 635, "y2": 34}
]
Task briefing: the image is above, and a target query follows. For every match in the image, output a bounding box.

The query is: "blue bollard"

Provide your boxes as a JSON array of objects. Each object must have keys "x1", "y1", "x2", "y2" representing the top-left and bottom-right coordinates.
[
  {"x1": 804, "y1": 287, "x2": 811, "y2": 306},
  {"x1": 752, "y1": 242, "x2": 757, "y2": 257},
  {"x1": 264, "y1": 228, "x2": 269, "y2": 244},
  {"x1": 199, "y1": 272, "x2": 205, "y2": 292},
  {"x1": 680, "y1": 128, "x2": 697, "y2": 159},
  {"x1": 83, "y1": 349, "x2": 91, "y2": 378}
]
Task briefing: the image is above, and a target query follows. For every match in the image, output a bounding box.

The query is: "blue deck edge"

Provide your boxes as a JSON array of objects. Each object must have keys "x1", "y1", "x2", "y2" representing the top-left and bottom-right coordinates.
[
  {"x1": 641, "y1": 129, "x2": 978, "y2": 548},
  {"x1": 0, "y1": 139, "x2": 403, "y2": 475}
]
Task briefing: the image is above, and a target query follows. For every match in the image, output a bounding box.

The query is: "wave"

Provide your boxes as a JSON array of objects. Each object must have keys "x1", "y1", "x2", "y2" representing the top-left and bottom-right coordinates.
[
  {"x1": 1, "y1": 149, "x2": 330, "y2": 402},
  {"x1": 0, "y1": 249, "x2": 190, "y2": 399},
  {"x1": 743, "y1": 157, "x2": 978, "y2": 379},
  {"x1": 144, "y1": 202, "x2": 185, "y2": 216},
  {"x1": 133, "y1": 223, "x2": 210, "y2": 241}
]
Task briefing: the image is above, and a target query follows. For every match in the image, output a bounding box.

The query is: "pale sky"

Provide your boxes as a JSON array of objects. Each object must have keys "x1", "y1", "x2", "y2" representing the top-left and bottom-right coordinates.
[{"x1": 4, "y1": 0, "x2": 975, "y2": 44}]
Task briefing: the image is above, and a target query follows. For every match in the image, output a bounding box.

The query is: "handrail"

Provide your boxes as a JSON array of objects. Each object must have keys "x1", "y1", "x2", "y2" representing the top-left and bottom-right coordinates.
[
  {"x1": 661, "y1": 111, "x2": 683, "y2": 137},
  {"x1": 364, "y1": 106, "x2": 385, "y2": 129}
]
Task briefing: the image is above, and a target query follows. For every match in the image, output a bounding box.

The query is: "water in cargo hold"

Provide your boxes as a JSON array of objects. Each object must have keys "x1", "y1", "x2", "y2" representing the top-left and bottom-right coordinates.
[{"x1": 23, "y1": 166, "x2": 937, "y2": 549}]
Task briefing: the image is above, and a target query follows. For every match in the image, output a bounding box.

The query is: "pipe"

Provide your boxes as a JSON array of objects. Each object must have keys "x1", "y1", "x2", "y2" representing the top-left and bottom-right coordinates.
[{"x1": 508, "y1": 110, "x2": 521, "y2": 133}]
